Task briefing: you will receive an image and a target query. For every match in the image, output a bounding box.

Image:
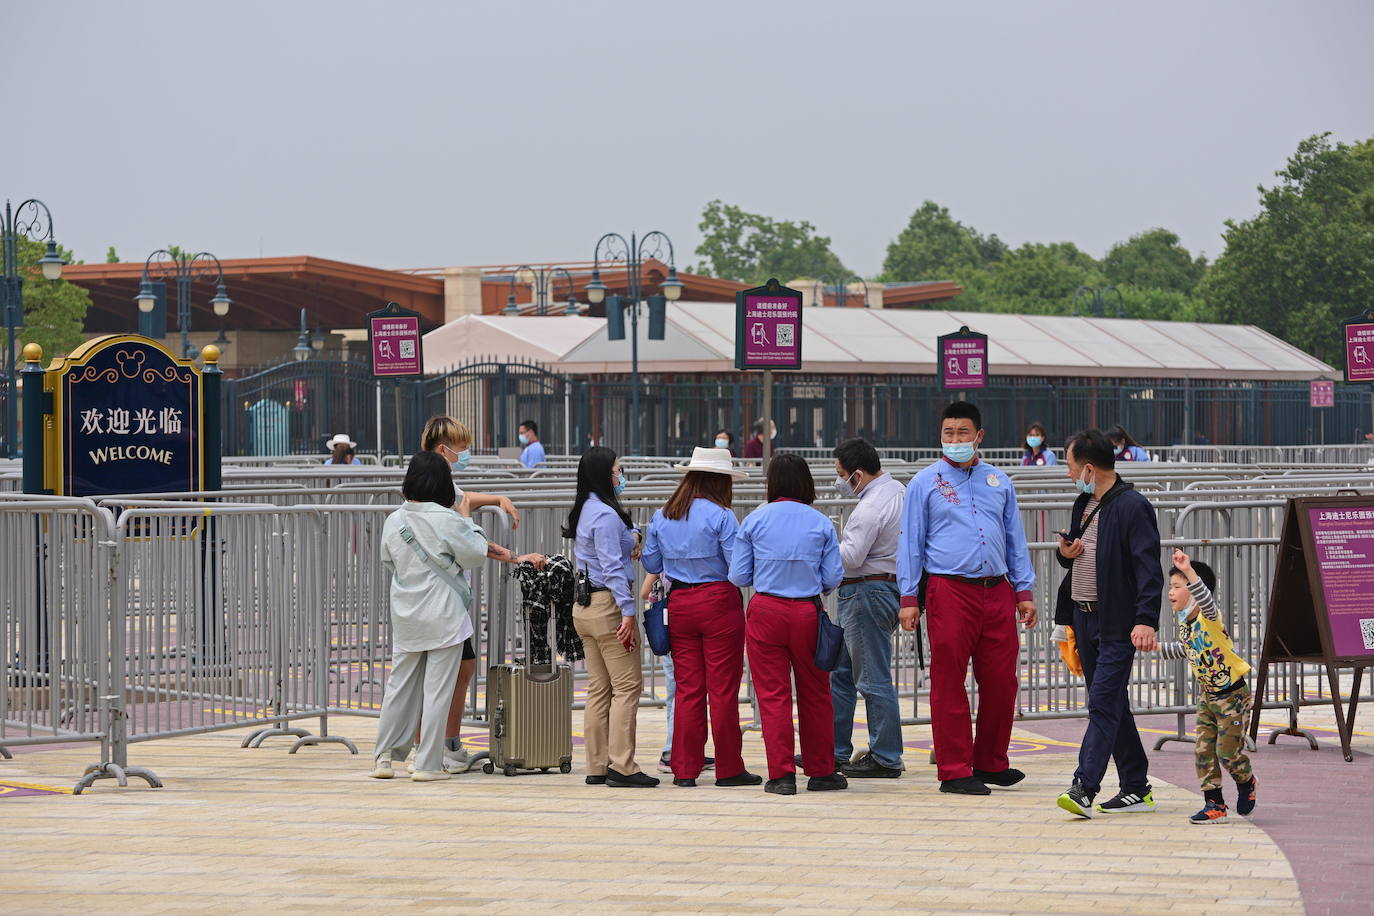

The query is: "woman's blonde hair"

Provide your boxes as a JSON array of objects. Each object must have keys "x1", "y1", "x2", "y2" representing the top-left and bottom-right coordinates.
[{"x1": 421, "y1": 415, "x2": 472, "y2": 452}]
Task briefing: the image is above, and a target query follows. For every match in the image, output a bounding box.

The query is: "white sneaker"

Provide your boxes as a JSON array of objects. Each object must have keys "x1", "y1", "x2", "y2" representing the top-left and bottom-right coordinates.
[
  {"x1": 411, "y1": 769, "x2": 450, "y2": 782},
  {"x1": 369, "y1": 757, "x2": 395, "y2": 779},
  {"x1": 443, "y1": 745, "x2": 473, "y2": 774}
]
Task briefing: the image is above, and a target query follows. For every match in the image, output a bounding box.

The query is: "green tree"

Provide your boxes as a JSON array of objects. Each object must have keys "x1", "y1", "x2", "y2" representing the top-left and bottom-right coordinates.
[
  {"x1": 3, "y1": 236, "x2": 90, "y2": 360},
  {"x1": 1102, "y1": 228, "x2": 1207, "y2": 294},
  {"x1": 881, "y1": 201, "x2": 1005, "y2": 282},
  {"x1": 105, "y1": 245, "x2": 119, "y2": 263},
  {"x1": 1201, "y1": 133, "x2": 1374, "y2": 366},
  {"x1": 692, "y1": 200, "x2": 848, "y2": 285},
  {"x1": 978, "y1": 241, "x2": 1104, "y2": 314}
]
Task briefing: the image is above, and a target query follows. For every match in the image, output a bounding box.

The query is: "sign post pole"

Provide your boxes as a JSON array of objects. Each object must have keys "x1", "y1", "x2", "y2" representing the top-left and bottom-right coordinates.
[
  {"x1": 375, "y1": 380, "x2": 383, "y2": 459},
  {"x1": 366, "y1": 300, "x2": 425, "y2": 458},
  {"x1": 735, "y1": 278, "x2": 803, "y2": 470},
  {"x1": 21, "y1": 344, "x2": 47, "y2": 494},
  {"x1": 202, "y1": 345, "x2": 222, "y2": 491}
]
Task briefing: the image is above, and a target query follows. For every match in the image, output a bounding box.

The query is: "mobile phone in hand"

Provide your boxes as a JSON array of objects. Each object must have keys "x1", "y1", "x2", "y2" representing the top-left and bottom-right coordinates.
[{"x1": 1057, "y1": 530, "x2": 1071, "y2": 540}]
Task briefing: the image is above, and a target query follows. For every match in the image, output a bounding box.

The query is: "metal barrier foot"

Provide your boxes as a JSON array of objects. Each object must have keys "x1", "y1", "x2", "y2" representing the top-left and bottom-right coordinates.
[
  {"x1": 0, "y1": 746, "x2": 11, "y2": 759},
  {"x1": 288, "y1": 735, "x2": 358, "y2": 755},
  {"x1": 73, "y1": 762, "x2": 163, "y2": 795},
  {"x1": 1267, "y1": 726, "x2": 1319, "y2": 750},
  {"x1": 242, "y1": 725, "x2": 311, "y2": 748},
  {"x1": 1153, "y1": 735, "x2": 1194, "y2": 750}
]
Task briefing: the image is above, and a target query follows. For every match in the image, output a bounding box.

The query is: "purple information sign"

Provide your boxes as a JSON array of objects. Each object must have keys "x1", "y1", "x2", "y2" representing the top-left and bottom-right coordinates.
[
  {"x1": 1307, "y1": 506, "x2": 1374, "y2": 658},
  {"x1": 1310, "y1": 380, "x2": 1335, "y2": 408},
  {"x1": 938, "y1": 328, "x2": 988, "y2": 390},
  {"x1": 735, "y1": 284, "x2": 803, "y2": 371},
  {"x1": 367, "y1": 305, "x2": 423, "y2": 378},
  {"x1": 1344, "y1": 320, "x2": 1374, "y2": 384}
]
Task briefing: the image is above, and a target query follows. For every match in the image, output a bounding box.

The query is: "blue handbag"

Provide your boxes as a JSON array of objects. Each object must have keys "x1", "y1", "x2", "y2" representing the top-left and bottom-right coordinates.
[
  {"x1": 812, "y1": 597, "x2": 845, "y2": 671},
  {"x1": 643, "y1": 579, "x2": 671, "y2": 657}
]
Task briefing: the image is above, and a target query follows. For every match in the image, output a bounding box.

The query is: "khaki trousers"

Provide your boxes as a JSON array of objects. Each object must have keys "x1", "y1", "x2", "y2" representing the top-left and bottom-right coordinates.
[{"x1": 574, "y1": 592, "x2": 643, "y2": 776}]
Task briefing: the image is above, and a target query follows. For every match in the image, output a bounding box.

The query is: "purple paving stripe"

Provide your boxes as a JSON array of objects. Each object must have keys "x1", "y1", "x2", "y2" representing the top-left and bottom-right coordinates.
[
  {"x1": 0, "y1": 782, "x2": 67, "y2": 798},
  {"x1": 1029, "y1": 712, "x2": 1374, "y2": 916}
]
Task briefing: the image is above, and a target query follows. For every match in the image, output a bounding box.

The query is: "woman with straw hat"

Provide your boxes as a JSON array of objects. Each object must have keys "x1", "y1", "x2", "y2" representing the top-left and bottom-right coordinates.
[
  {"x1": 325, "y1": 433, "x2": 361, "y2": 465},
  {"x1": 641, "y1": 447, "x2": 761, "y2": 789}
]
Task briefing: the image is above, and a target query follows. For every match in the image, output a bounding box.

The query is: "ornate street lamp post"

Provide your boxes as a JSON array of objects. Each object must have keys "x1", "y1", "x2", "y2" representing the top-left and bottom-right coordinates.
[
  {"x1": 503, "y1": 265, "x2": 579, "y2": 316},
  {"x1": 135, "y1": 249, "x2": 231, "y2": 360},
  {"x1": 1, "y1": 197, "x2": 65, "y2": 458}
]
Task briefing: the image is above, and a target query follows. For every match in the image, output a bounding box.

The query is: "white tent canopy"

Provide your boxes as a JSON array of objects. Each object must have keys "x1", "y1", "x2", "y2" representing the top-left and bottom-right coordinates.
[{"x1": 423, "y1": 304, "x2": 1334, "y2": 381}]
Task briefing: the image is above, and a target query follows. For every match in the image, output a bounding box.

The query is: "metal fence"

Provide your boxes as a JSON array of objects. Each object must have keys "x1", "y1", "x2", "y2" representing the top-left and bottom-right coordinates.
[{"x1": 219, "y1": 357, "x2": 1374, "y2": 458}]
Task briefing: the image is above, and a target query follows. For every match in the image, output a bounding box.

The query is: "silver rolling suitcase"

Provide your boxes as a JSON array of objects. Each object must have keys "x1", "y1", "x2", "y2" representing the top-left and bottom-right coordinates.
[{"x1": 482, "y1": 619, "x2": 574, "y2": 777}]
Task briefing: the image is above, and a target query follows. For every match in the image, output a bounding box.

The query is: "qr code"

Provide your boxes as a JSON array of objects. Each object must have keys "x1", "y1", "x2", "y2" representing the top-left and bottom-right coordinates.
[
  {"x1": 400, "y1": 340, "x2": 415, "y2": 359},
  {"x1": 968, "y1": 358, "x2": 983, "y2": 374},
  {"x1": 1362, "y1": 618, "x2": 1374, "y2": 650},
  {"x1": 776, "y1": 324, "x2": 794, "y2": 347}
]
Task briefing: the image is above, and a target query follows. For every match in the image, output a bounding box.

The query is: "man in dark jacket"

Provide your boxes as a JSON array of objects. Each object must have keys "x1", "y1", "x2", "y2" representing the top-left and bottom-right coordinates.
[{"x1": 1053, "y1": 429, "x2": 1163, "y2": 818}]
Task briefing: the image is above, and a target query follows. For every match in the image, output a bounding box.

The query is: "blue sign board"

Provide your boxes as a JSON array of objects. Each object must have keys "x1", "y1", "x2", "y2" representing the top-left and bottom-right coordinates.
[{"x1": 51, "y1": 336, "x2": 203, "y2": 496}]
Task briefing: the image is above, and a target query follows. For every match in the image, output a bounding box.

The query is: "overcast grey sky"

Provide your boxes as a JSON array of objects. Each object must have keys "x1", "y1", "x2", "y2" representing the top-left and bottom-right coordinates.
[{"x1": 5, "y1": 0, "x2": 1371, "y2": 278}]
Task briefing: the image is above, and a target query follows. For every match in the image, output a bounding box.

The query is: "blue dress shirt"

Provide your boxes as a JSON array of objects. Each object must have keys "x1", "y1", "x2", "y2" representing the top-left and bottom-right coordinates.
[
  {"x1": 897, "y1": 458, "x2": 1035, "y2": 607},
  {"x1": 728, "y1": 499, "x2": 843, "y2": 598},
  {"x1": 520, "y1": 440, "x2": 547, "y2": 468},
  {"x1": 574, "y1": 493, "x2": 638, "y2": 616},
  {"x1": 641, "y1": 498, "x2": 738, "y2": 584}
]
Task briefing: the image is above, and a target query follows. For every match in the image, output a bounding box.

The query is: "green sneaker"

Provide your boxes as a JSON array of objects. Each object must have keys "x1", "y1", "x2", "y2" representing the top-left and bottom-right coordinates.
[
  {"x1": 1095, "y1": 788, "x2": 1157, "y2": 814},
  {"x1": 1057, "y1": 781, "x2": 1094, "y2": 818}
]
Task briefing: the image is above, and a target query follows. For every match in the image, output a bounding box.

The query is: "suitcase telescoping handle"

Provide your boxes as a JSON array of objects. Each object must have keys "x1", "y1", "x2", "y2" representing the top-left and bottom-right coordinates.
[{"x1": 525, "y1": 607, "x2": 562, "y2": 683}]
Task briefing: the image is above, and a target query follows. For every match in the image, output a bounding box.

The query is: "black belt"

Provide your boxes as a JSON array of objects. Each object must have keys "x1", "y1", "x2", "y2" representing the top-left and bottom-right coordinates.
[
  {"x1": 841, "y1": 573, "x2": 897, "y2": 586},
  {"x1": 671, "y1": 579, "x2": 726, "y2": 590},
  {"x1": 1075, "y1": 600, "x2": 1096, "y2": 612},
  {"x1": 759, "y1": 592, "x2": 820, "y2": 602},
  {"x1": 588, "y1": 585, "x2": 610, "y2": 593},
  {"x1": 939, "y1": 574, "x2": 1007, "y2": 588}
]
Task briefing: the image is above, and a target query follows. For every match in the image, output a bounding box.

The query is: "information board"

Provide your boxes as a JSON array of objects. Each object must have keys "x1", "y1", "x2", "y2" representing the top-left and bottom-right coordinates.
[
  {"x1": 367, "y1": 301, "x2": 424, "y2": 378},
  {"x1": 1343, "y1": 310, "x2": 1374, "y2": 384},
  {"x1": 938, "y1": 326, "x2": 988, "y2": 390},
  {"x1": 47, "y1": 335, "x2": 203, "y2": 496},
  {"x1": 1309, "y1": 380, "x2": 1335, "y2": 408},
  {"x1": 735, "y1": 279, "x2": 803, "y2": 371}
]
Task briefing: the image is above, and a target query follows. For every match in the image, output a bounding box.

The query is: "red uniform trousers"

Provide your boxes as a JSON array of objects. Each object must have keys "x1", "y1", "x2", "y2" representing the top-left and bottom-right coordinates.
[
  {"x1": 667, "y1": 581, "x2": 746, "y2": 780},
  {"x1": 745, "y1": 593, "x2": 836, "y2": 780},
  {"x1": 925, "y1": 576, "x2": 1019, "y2": 782}
]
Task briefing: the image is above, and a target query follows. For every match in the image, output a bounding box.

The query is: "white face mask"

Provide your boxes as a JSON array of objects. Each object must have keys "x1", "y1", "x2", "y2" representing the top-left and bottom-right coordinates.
[{"x1": 834, "y1": 470, "x2": 859, "y2": 498}]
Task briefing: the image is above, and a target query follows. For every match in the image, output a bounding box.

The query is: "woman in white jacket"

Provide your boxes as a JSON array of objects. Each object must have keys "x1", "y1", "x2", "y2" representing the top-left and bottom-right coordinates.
[{"x1": 371, "y1": 450, "x2": 489, "y2": 781}]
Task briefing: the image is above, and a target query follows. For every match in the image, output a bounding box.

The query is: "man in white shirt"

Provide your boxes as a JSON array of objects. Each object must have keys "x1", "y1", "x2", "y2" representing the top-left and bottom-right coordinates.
[
  {"x1": 831, "y1": 438, "x2": 907, "y2": 778},
  {"x1": 518, "y1": 419, "x2": 546, "y2": 468}
]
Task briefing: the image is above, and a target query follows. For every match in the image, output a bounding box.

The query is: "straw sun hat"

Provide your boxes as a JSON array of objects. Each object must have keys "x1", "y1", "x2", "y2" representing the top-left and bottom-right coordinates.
[
  {"x1": 673, "y1": 447, "x2": 748, "y2": 479},
  {"x1": 325, "y1": 433, "x2": 357, "y2": 450}
]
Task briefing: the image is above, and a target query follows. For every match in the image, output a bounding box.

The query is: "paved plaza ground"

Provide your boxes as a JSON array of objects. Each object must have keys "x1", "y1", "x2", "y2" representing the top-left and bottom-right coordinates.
[{"x1": 5, "y1": 698, "x2": 1364, "y2": 916}]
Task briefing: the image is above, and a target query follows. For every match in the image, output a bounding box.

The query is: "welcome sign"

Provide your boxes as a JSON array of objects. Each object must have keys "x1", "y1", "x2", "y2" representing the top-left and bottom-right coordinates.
[{"x1": 48, "y1": 336, "x2": 203, "y2": 496}]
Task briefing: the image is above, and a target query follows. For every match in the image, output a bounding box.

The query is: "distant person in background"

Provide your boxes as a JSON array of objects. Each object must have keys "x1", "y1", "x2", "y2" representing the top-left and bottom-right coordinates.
[
  {"x1": 325, "y1": 433, "x2": 362, "y2": 465},
  {"x1": 1107, "y1": 425, "x2": 1150, "y2": 462},
  {"x1": 1022, "y1": 422, "x2": 1057, "y2": 467},
  {"x1": 715, "y1": 429, "x2": 736, "y2": 457},
  {"x1": 518, "y1": 419, "x2": 546, "y2": 468},
  {"x1": 743, "y1": 418, "x2": 774, "y2": 459}
]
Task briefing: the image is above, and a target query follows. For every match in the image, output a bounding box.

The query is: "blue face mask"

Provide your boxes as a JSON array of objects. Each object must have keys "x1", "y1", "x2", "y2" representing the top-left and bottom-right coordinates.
[
  {"x1": 942, "y1": 442, "x2": 976, "y2": 464},
  {"x1": 518, "y1": 433, "x2": 529, "y2": 446},
  {"x1": 714, "y1": 438, "x2": 730, "y2": 449},
  {"x1": 449, "y1": 448, "x2": 471, "y2": 472},
  {"x1": 613, "y1": 471, "x2": 627, "y2": 496},
  {"x1": 1026, "y1": 435, "x2": 1043, "y2": 448},
  {"x1": 1075, "y1": 469, "x2": 1095, "y2": 495}
]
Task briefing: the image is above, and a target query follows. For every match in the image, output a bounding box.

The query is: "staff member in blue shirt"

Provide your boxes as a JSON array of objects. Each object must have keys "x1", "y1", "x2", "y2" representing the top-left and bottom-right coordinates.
[
  {"x1": 565, "y1": 447, "x2": 658, "y2": 787},
  {"x1": 898, "y1": 402, "x2": 1038, "y2": 796},
  {"x1": 729, "y1": 454, "x2": 846, "y2": 796},
  {"x1": 642, "y1": 447, "x2": 761, "y2": 789},
  {"x1": 518, "y1": 419, "x2": 546, "y2": 468}
]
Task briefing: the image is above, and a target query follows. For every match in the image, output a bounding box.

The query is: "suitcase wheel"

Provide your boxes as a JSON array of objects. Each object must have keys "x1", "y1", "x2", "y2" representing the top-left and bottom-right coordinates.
[
  {"x1": 540, "y1": 768, "x2": 549, "y2": 773},
  {"x1": 559, "y1": 761, "x2": 572, "y2": 774},
  {"x1": 481, "y1": 762, "x2": 494, "y2": 775},
  {"x1": 503, "y1": 765, "x2": 518, "y2": 777}
]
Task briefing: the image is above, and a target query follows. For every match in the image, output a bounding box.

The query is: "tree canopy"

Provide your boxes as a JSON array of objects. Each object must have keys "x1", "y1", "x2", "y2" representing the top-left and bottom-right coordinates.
[
  {"x1": 4, "y1": 235, "x2": 91, "y2": 360},
  {"x1": 881, "y1": 200, "x2": 1005, "y2": 283},
  {"x1": 692, "y1": 200, "x2": 848, "y2": 286}
]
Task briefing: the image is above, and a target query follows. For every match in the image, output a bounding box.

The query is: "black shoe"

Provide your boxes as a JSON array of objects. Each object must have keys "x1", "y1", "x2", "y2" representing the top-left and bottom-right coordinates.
[
  {"x1": 973, "y1": 767, "x2": 1026, "y2": 788},
  {"x1": 673, "y1": 777, "x2": 697, "y2": 788},
  {"x1": 585, "y1": 774, "x2": 607, "y2": 785},
  {"x1": 1056, "y1": 780, "x2": 1095, "y2": 818},
  {"x1": 715, "y1": 771, "x2": 763, "y2": 787},
  {"x1": 940, "y1": 776, "x2": 992, "y2": 796},
  {"x1": 605, "y1": 768, "x2": 660, "y2": 787},
  {"x1": 702, "y1": 756, "x2": 716, "y2": 770},
  {"x1": 1237, "y1": 777, "x2": 1257, "y2": 816},
  {"x1": 842, "y1": 752, "x2": 903, "y2": 779},
  {"x1": 765, "y1": 773, "x2": 797, "y2": 796},
  {"x1": 807, "y1": 772, "x2": 849, "y2": 792}
]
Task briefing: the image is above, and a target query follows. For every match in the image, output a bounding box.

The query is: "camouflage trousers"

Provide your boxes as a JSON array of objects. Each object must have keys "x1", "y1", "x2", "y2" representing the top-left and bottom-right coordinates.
[{"x1": 1195, "y1": 684, "x2": 1254, "y2": 791}]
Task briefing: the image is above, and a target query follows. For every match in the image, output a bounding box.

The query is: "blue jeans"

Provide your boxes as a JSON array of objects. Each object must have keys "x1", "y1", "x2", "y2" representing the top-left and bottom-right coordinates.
[
  {"x1": 661, "y1": 654, "x2": 675, "y2": 756},
  {"x1": 1073, "y1": 606, "x2": 1149, "y2": 796},
  {"x1": 831, "y1": 580, "x2": 904, "y2": 769}
]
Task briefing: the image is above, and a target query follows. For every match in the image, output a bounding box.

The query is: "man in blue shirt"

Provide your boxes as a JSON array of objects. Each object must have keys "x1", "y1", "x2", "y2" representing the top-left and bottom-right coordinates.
[
  {"x1": 518, "y1": 419, "x2": 546, "y2": 469},
  {"x1": 898, "y1": 401, "x2": 1038, "y2": 796}
]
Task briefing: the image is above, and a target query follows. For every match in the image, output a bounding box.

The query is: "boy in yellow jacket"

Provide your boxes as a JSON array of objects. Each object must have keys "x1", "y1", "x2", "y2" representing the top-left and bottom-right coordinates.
[{"x1": 1157, "y1": 549, "x2": 1257, "y2": 824}]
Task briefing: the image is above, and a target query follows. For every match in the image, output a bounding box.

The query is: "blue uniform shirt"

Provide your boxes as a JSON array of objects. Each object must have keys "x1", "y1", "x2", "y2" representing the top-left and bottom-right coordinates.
[
  {"x1": 897, "y1": 458, "x2": 1035, "y2": 607},
  {"x1": 520, "y1": 439, "x2": 546, "y2": 468},
  {"x1": 574, "y1": 493, "x2": 638, "y2": 616},
  {"x1": 641, "y1": 498, "x2": 738, "y2": 584},
  {"x1": 729, "y1": 499, "x2": 843, "y2": 598}
]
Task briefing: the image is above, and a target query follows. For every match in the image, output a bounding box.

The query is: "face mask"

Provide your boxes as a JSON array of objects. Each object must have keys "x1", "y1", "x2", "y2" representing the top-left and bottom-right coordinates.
[
  {"x1": 518, "y1": 433, "x2": 529, "y2": 446},
  {"x1": 942, "y1": 442, "x2": 976, "y2": 464},
  {"x1": 448, "y1": 448, "x2": 471, "y2": 472},
  {"x1": 613, "y1": 471, "x2": 627, "y2": 497},
  {"x1": 834, "y1": 471, "x2": 859, "y2": 498},
  {"x1": 714, "y1": 438, "x2": 729, "y2": 449},
  {"x1": 1075, "y1": 469, "x2": 1095, "y2": 495},
  {"x1": 1026, "y1": 435, "x2": 1043, "y2": 448}
]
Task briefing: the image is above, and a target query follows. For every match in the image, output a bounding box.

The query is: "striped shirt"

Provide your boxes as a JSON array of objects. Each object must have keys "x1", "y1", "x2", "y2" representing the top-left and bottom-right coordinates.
[{"x1": 1070, "y1": 497, "x2": 1100, "y2": 602}]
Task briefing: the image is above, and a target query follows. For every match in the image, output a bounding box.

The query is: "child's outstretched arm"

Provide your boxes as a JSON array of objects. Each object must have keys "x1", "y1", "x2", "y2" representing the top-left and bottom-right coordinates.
[
  {"x1": 1172, "y1": 548, "x2": 1219, "y2": 621},
  {"x1": 1156, "y1": 640, "x2": 1188, "y2": 659}
]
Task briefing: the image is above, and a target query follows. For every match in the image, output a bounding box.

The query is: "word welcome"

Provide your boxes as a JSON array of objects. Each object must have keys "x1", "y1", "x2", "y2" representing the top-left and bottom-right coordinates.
[{"x1": 87, "y1": 445, "x2": 174, "y2": 466}]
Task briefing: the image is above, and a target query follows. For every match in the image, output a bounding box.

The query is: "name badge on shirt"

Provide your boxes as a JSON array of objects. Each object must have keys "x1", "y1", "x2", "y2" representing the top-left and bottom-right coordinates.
[{"x1": 986, "y1": 474, "x2": 1000, "y2": 487}]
